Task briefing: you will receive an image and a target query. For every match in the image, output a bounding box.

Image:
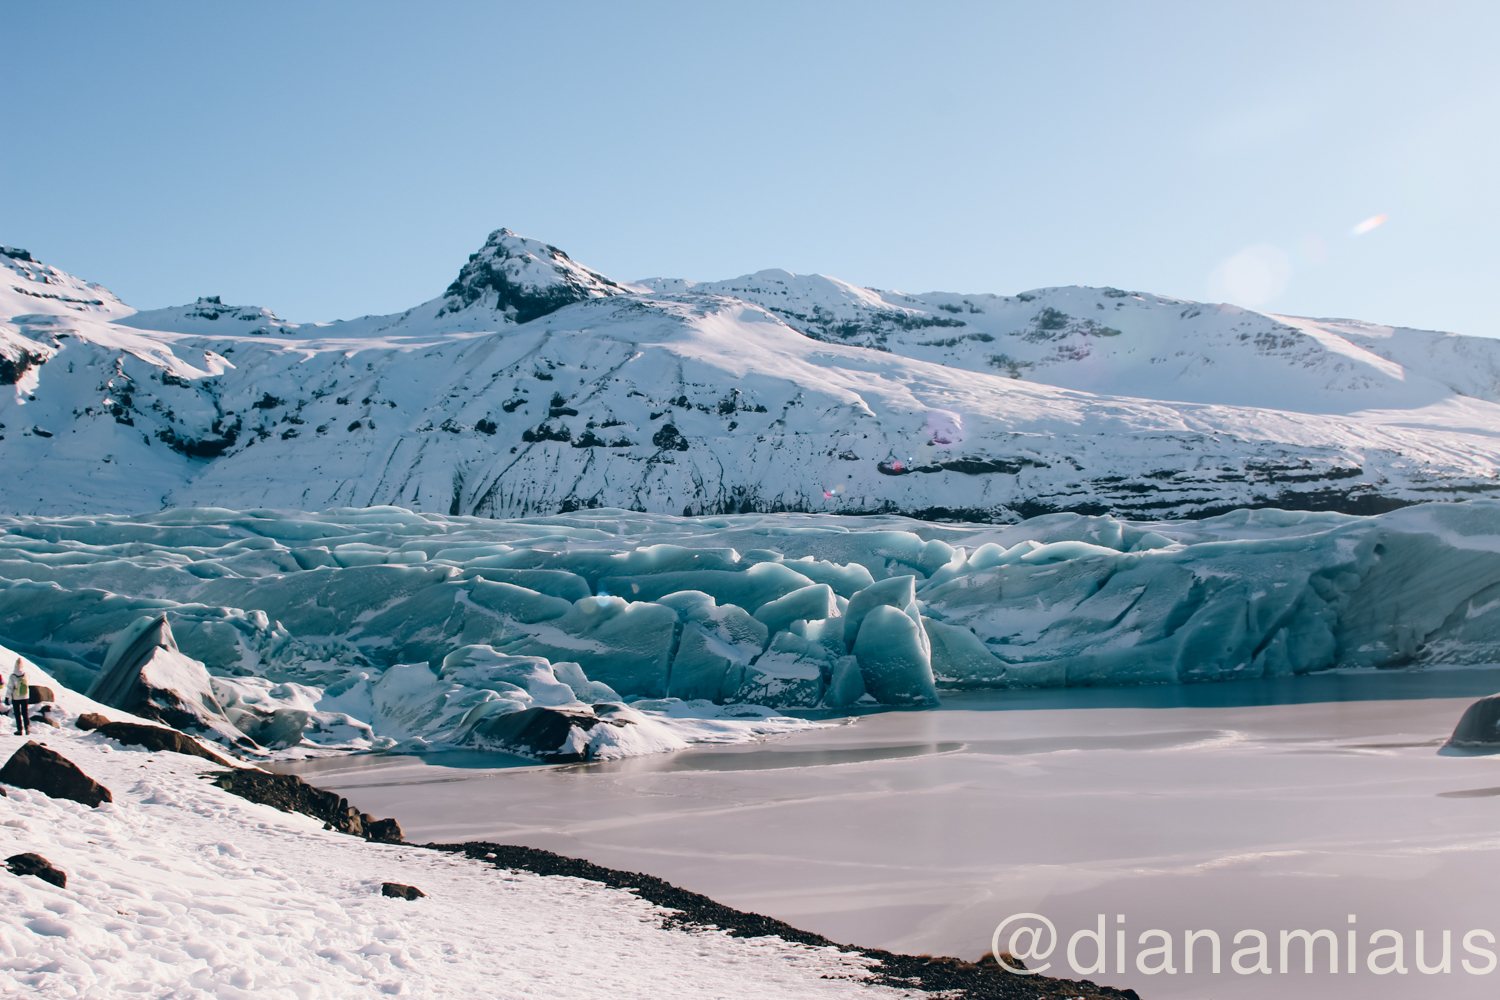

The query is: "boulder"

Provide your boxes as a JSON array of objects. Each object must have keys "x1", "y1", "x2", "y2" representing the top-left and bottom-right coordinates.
[
  {"x1": 0, "y1": 742, "x2": 112, "y2": 807},
  {"x1": 381, "y1": 881, "x2": 425, "y2": 900},
  {"x1": 6, "y1": 852, "x2": 65, "y2": 888},
  {"x1": 365, "y1": 817, "x2": 403, "y2": 843},
  {"x1": 89, "y1": 720, "x2": 233, "y2": 766},
  {"x1": 26, "y1": 686, "x2": 56, "y2": 704},
  {"x1": 75, "y1": 712, "x2": 110, "y2": 730},
  {"x1": 1448, "y1": 693, "x2": 1500, "y2": 748}
]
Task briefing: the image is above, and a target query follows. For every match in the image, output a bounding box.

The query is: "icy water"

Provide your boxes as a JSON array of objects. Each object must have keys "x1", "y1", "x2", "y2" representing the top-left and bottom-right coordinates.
[{"x1": 273, "y1": 669, "x2": 1500, "y2": 1000}]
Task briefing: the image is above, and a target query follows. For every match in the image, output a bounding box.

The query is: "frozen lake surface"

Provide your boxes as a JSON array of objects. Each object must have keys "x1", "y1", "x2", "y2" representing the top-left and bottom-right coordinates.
[{"x1": 274, "y1": 669, "x2": 1500, "y2": 999}]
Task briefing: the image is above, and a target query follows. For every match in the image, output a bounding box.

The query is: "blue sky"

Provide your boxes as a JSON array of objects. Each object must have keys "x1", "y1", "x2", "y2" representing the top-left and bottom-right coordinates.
[{"x1": 4, "y1": 1, "x2": 1498, "y2": 336}]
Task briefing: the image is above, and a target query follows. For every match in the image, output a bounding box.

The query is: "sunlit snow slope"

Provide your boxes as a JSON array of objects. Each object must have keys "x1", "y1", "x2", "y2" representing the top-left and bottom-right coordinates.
[{"x1": 3, "y1": 232, "x2": 1498, "y2": 520}]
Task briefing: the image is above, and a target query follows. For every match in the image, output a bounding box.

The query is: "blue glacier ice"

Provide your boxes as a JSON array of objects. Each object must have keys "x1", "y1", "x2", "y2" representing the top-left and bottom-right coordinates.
[{"x1": 0, "y1": 500, "x2": 1497, "y2": 758}]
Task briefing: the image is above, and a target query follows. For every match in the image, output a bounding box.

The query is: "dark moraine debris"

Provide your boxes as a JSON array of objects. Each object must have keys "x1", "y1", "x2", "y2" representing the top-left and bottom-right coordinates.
[
  {"x1": 6, "y1": 852, "x2": 65, "y2": 888},
  {"x1": 0, "y1": 742, "x2": 112, "y2": 807},
  {"x1": 85, "y1": 719, "x2": 233, "y2": 766},
  {"x1": 206, "y1": 768, "x2": 403, "y2": 842},
  {"x1": 381, "y1": 882, "x2": 425, "y2": 900},
  {"x1": 429, "y1": 842, "x2": 1141, "y2": 1000}
]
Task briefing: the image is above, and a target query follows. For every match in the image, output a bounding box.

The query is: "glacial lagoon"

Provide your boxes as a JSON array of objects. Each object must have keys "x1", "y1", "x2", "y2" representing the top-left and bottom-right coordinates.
[{"x1": 275, "y1": 669, "x2": 1500, "y2": 1000}]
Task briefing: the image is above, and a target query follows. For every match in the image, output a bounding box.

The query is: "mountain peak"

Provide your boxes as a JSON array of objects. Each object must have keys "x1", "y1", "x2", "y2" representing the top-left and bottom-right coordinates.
[{"x1": 438, "y1": 228, "x2": 626, "y2": 324}]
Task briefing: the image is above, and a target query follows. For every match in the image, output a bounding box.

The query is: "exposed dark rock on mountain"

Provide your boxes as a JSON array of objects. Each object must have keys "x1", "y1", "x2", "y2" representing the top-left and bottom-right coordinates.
[
  {"x1": 438, "y1": 228, "x2": 624, "y2": 323},
  {"x1": 5, "y1": 228, "x2": 1500, "y2": 522}
]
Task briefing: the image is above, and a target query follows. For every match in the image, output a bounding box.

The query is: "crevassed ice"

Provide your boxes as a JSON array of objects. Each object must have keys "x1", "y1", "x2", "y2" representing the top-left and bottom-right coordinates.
[{"x1": 1, "y1": 501, "x2": 1497, "y2": 758}]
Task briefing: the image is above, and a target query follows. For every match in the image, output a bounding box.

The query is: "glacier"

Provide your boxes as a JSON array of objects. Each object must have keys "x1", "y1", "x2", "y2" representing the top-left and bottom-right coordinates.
[{"x1": 0, "y1": 500, "x2": 1497, "y2": 758}]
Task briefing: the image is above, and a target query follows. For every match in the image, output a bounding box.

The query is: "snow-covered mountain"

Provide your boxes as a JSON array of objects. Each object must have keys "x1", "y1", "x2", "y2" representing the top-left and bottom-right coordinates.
[{"x1": 3, "y1": 232, "x2": 1498, "y2": 520}]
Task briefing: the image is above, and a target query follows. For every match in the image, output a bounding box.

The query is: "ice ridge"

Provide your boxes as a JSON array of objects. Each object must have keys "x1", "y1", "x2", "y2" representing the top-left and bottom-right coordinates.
[{"x1": 0, "y1": 502, "x2": 1496, "y2": 758}]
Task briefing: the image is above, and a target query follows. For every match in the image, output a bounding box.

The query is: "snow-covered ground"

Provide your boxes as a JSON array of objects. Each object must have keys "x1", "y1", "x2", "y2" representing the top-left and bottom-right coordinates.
[
  {"x1": 4, "y1": 232, "x2": 1500, "y2": 520},
  {"x1": 0, "y1": 717, "x2": 904, "y2": 998},
  {"x1": 280, "y1": 670, "x2": 1500, "y2": 1000}
]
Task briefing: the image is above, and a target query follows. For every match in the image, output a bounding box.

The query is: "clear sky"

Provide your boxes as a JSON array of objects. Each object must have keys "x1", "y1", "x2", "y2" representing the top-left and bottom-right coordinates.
[{"x1": 5, "y1": 1, "x2": 1498, "y2": 336}]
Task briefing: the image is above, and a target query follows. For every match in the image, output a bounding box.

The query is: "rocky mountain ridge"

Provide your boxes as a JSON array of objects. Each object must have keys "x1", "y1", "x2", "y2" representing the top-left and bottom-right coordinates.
[{"x1": 1, "y1": 231, "x2": 1497, "y2": 520}]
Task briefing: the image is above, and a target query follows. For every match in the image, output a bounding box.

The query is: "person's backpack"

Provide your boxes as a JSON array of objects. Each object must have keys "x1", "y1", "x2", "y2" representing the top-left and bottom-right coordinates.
[{"x1": 10, "y1": 675, "x2": 26, "y2": 701}]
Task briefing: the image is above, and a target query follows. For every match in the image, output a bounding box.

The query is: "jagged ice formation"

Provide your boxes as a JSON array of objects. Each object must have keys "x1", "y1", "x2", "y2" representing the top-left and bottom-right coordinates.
[{"x1": 0, "y1": 502, "x2": 1495, "y2": 757}]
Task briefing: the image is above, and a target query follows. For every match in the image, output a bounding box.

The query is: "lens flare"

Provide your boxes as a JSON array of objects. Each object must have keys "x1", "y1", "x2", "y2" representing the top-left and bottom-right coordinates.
[
  {"x1": 1351, "y1": 213, "x2": 1388, "y2": 236},
  {"x1": 1208, "y1": 244, "x2": 1292, "y2": 307}
]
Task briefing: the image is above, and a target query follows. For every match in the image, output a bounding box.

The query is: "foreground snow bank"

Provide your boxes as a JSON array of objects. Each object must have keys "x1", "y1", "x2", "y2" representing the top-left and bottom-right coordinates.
[{"x1": 0, "y1": 724, "x2": 899, "y2": 999}]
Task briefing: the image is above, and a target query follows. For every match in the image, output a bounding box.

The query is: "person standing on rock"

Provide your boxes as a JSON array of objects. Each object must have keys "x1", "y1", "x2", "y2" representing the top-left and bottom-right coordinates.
[{"x1": 5, "y1": 662, "x2": 27, "y2": 736}]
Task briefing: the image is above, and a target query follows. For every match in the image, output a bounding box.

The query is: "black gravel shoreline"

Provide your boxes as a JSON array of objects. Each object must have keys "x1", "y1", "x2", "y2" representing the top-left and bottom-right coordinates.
[{"x1": 426, "y1": 840, "x2": 1141, "y2": 1000}]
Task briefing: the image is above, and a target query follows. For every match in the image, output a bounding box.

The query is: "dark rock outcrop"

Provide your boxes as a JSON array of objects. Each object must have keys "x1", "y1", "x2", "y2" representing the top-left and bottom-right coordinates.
[
  {"x1": 6, "y1": 852, "x2": 65, "y2": 888},
  {"x1": 462, "y1": 705, "x2": 602, "y2": 762},
  {"x1": 87, "y1": 719, "x2": 232, "y2": 766},
  {"x1": 438, "y1": 228, "x2": 623, "y2": 323},
  {"x1": 206, "y1": 769, "x2": 403, "y2": 842},
  {"x1": 75, "y1": 712, "x2": 109, "y2": 730},
  {"x1": 0, "y1": 742, "x2": 112, "y2": 807},
  {"x1": 1448, "y1": 693, "x2": 1500, "y2": 747},
  {"x1": 381, "y1": 882, "x2": 425, "y2": 900}
]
